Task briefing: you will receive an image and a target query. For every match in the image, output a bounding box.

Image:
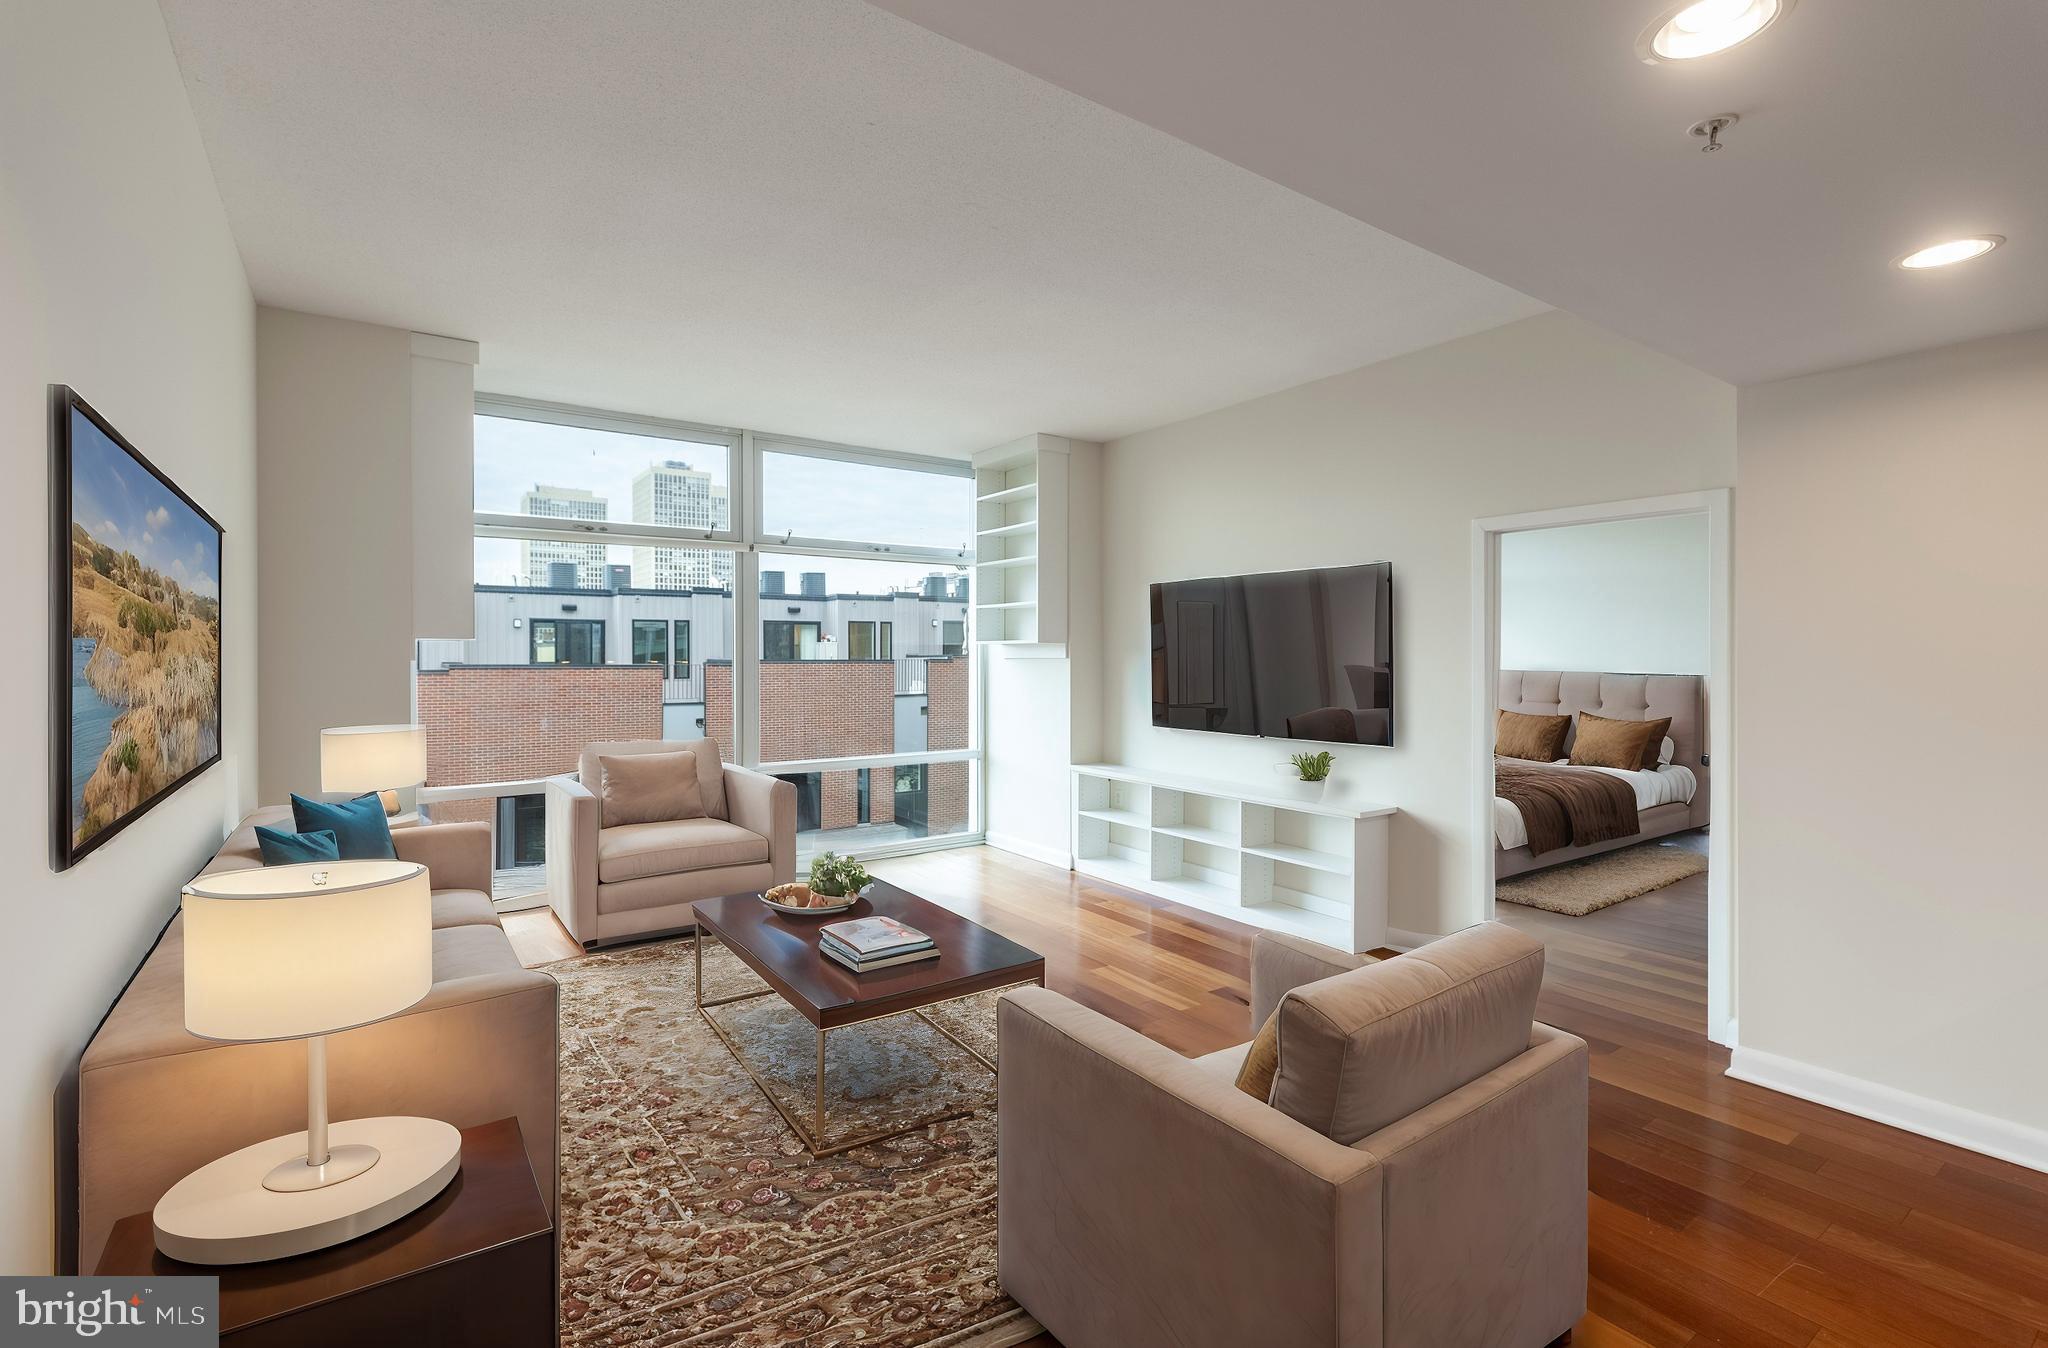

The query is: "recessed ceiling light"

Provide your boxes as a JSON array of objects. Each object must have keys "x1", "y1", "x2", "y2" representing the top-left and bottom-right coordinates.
[
  {"x1": 1894, "y1": 236, "x2": 2004, "y2": 270},
  {"x1": 1637, "y1": 0, "x2": 1792, "y2": 63}
]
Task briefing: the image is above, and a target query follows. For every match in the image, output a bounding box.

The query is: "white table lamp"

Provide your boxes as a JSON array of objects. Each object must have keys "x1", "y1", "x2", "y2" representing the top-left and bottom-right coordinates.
[
  {"x1": 153, "y1": 860, "x2": 462, "y2": 1264},
  {"x1": 320, "y1": 723, "x2": 428, "y2": 823}
]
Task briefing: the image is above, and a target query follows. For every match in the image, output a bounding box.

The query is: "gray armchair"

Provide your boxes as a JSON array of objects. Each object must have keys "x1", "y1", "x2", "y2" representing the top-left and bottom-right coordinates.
[
  {"x1": 546, "y1": 737, "x2": 796, "y2": 947},
  {"x1": 996, "y1": 923, "x2": 1588, "y2": 1348}
]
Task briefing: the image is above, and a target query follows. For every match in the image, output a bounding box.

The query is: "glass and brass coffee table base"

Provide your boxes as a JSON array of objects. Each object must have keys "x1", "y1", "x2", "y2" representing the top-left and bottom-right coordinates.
[{"x1": 695, "y1": 931, "x2": 1042, "y2": 1157}]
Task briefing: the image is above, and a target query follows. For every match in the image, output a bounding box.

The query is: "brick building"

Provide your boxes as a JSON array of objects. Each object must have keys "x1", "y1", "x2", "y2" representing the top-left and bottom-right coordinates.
[
  {"x1": 417, "y1": 663, "x2": 665, "y2": 829},
  {"x1": 703, "y1": 658, "x2": 967, "y2": 836},
  {"x1": 924, "y1": 654, "x2": 970, "y2": 832},
  {"x1": 420, "y1": 650, "x2": 967, "y2": 864}
]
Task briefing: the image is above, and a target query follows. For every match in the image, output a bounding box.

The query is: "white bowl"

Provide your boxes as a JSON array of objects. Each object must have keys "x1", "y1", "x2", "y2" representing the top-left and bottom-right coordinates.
[{"x1": 757, "y1": 882, "x2": 873, "y2": 915}]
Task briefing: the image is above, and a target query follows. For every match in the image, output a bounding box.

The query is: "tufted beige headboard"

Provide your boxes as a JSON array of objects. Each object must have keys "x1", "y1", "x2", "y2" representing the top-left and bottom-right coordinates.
[{"x1": 1499, "y1": 670, "x2": 1709, "y2": 828}]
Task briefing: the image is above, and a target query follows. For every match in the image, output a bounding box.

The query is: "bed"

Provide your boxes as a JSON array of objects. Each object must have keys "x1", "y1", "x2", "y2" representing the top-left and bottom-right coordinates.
[{"x1": 1495, "y1": 670, "x2": 1709, "y2": 879}]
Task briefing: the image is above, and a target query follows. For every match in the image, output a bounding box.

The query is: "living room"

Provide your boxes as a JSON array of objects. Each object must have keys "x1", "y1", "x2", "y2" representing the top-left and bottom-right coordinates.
[{"x1": 7, "y1": 2, "x2": 2047, "y2": 1345}]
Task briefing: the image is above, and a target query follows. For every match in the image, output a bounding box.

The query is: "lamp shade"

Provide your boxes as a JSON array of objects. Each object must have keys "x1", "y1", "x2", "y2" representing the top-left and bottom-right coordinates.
[
  {"x1": 320, "y1": 724, "x2": 428, "y2": 793},
  {"x1": 182, "y1": 860, "x2": 432, "y2": 1042}
]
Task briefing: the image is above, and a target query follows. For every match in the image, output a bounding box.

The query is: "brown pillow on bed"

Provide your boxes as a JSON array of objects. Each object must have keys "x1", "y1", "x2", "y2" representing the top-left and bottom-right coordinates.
[
  {"x1": 1496, "y1": 709, "x2": 1571, "y2": 762},
  {"x1": 1634, "y1": 716, "x2": 1673, "y2": 770},
  {"x1": 1568, "y1": 712, "x2": 1661, "y2": 771}
]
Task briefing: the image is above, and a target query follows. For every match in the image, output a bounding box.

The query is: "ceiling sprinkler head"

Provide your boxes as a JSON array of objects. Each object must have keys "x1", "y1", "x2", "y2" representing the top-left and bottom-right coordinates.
[{"x1": 1687, "y1": 113, "x2": 1739, "y2": 153}]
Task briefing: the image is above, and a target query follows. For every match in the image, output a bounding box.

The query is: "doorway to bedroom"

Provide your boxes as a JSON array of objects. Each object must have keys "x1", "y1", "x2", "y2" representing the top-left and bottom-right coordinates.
[{"x1": 1472, "y1": 492, "x2": 1732, "y2": 1043}]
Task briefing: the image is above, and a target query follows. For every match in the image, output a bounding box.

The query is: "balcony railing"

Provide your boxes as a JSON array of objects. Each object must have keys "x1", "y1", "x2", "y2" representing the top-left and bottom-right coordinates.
[
  {"x1": 661, "y1": 670, "x2": 705, "y2": 704},
  {"x1": 894, "y1": 648, "x2": 961, "y2": 695},
  {"x1": 418, "y1": 748, "x2": 982, "y2": 900}
]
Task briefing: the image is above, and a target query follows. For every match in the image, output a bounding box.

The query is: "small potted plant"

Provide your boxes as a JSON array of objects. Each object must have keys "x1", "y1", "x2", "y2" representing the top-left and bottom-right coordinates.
[
  {"x1": 1273, "y1": 749, "x2": 1335, "y2": 800},
  {"x1": 808, "y1": 851, "x2": 874, "y2": 901}
]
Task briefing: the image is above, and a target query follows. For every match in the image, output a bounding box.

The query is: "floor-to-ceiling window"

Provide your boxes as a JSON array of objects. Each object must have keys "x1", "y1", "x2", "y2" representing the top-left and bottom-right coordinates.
[
  {"x1": 413, "y1": 401, "x2": 979, "y2": 900},
  {"x1": 749, "y1": 438, "x2": 976, "y2": 863},
  {"x1": 753, "y1": 546, "x2": 975, "y2": 862}
]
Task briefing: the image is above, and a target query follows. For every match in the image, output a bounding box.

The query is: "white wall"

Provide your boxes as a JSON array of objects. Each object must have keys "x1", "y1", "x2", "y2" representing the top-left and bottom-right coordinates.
[
  {"x1": 409, "y1": 334, "x2": 482, "y2": 642},
  {"x1": 1098, "y1": 311, "x2": 1734, "y2": 940},
  {"x1": 255, "y1": 312, "x2": 477, "y2": 800},
  {"x1": 0, "y1": 0, "x2": 256, "y2": 1274},
  {"x1": 1733, "y1": 326, "x2": 2048, "y2": 1164},
  {"x1": 256, "y1": 309, "x2": 414, "y2": 799},
  {"x1": 1499, "y1": 514, "x2": 1709, "y2": 675}
]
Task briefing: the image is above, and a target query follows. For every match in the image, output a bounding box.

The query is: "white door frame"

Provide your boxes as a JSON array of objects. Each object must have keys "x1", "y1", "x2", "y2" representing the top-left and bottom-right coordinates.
[{"x1": 1471, "y1": 489, "x2": 1735, "y2": 1046}]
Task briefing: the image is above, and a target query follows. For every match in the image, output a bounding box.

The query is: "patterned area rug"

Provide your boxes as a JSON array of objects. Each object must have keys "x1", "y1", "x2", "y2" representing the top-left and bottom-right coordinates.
[
  {"x1": 553, "y1": 937, "x2": 1038, "y2": 1347},
  {"x1": 1497, "y1": 842, "x2": 1707, "y2": 916}
]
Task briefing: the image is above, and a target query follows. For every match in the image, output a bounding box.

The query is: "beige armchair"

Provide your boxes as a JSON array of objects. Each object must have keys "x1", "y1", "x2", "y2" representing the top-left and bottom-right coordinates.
[
  {"x1": 546, "y1": 737, "x2": 796, "y2": 948},
  {"x1": 997, "y1": 923, "x2": 1587, "y2": 1348}
]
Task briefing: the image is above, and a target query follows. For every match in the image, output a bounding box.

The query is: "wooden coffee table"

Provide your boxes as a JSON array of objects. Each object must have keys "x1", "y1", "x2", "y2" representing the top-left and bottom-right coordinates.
[{"x1": 692, "y1": 881, "x2": 1044, "y2": 1155}]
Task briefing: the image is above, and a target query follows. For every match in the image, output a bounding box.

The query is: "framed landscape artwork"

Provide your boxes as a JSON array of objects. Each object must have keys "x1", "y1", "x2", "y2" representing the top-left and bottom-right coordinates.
[{"x1": 50, "y1": 387, "x2": 223, "y2": 869}]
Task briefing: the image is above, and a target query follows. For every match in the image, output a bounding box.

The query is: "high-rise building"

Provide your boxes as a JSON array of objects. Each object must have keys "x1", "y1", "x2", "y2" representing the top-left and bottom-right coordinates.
[
  {"x1": 630, "y1": 460, "x2": 733, "y2": 591},
  {"x1": 519, "y1": 485, "x2": 607, "y2": 588}
]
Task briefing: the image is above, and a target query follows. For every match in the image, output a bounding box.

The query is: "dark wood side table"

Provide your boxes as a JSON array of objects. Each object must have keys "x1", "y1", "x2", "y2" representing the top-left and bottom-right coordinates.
[{"x1": 97, "y1": 1117, "x2": 554, "y2": 1348}]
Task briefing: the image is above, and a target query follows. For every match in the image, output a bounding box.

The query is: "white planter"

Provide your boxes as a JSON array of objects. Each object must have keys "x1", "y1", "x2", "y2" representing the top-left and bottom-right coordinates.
[{"x1": 1270, "y1": 763, "x2": 1330, "y2": 802}]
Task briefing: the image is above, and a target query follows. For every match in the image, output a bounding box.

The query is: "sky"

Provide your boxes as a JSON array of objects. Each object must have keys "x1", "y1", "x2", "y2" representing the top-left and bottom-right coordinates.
[
  {"x1": 70, "y1": 406, "x2": 221, "y2": 599},
  {"x1": 474, "y1": 414, "x2": 974, "y2": 592}
]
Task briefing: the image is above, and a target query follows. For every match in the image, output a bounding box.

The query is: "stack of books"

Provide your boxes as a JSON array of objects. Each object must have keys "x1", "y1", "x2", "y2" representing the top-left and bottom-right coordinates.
[{"x1": 820, "y1": 915, "x2": 938, "y2": 972}]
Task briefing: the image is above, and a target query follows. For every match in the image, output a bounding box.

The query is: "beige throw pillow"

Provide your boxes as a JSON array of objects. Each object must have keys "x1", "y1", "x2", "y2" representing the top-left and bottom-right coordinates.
[
  {"x1": 1268, "y1": 922, "x2": 1544, "y2": 1144},
  {"x1": 599, "y1": 750, "x2": 706, "y2": 827}
]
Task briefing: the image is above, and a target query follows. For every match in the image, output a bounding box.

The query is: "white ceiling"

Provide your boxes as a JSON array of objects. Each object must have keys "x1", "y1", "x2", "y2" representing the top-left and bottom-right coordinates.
[
  {"x1": 871, "y1": 0, "x2": 2048, "y2": 386},
  {"x1": 157, "y1": 0, "x2": 1545, "y2": 456}
]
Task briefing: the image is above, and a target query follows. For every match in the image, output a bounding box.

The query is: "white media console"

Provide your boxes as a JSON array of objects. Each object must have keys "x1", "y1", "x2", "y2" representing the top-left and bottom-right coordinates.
[{"x1": 1070, "y1": 763, "x2": 1395, "y2": 953}]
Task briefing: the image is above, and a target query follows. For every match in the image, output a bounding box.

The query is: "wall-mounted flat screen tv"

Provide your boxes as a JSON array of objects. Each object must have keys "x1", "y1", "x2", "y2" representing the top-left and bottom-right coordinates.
[
  {"x1": 1150, "y1": 562, "x2": 1392, "y2": 745},
  {"x1": 51, "y1": 387, "x2": 224, "y2": 869}
]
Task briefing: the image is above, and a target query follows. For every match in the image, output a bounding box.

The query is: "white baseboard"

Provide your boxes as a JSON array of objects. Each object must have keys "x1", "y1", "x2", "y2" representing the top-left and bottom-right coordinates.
[
  {"x1": 983, "y1": 831, "x2": 1072, "y2": 871},
  {"x1": 1728, "y1": 1045, "x2": 2048, "y2": 1176},
  {"x1": 1385, "y1": 927, "x2": 1441, "y2": 953}
]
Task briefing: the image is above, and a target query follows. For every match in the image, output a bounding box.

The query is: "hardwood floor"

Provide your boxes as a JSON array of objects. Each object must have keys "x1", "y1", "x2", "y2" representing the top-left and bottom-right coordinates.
[
  {"x1": 506, "y1": 845, "x2": 2048, "y2": 1347},
  {"x1": 1494, "y1": 835, "x2": 1710, "y2": 1038},
  {"x1": 501, "y1": 900, "x2": 581, "y2": 967}
]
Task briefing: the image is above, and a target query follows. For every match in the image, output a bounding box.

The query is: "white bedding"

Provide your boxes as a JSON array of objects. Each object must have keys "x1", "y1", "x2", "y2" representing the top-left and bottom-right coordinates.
[{"x1": 1494, "y1": 762, "x2": 1698, "y2": 850}]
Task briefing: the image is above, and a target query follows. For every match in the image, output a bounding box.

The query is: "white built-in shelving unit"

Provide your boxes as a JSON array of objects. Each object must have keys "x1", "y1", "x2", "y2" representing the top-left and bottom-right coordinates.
[
  {"x1": 1071, "y1": 763, "x2": 1395, "y2": 953},
  {"x1": 971, "y1": 436, "x2": 1069, "y2": 649}
]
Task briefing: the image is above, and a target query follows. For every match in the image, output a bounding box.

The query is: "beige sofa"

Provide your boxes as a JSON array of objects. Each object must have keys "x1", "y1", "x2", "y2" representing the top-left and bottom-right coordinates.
[
  {"x1": 546, "y1": 737, "x2": 797, "y2": 948},
  {"x1": 997, "y1": 922, "x2": 1587, "y2": 1348},
  {"x1": 77, "y1": 808, "x2": 559, "y2": 1274}
]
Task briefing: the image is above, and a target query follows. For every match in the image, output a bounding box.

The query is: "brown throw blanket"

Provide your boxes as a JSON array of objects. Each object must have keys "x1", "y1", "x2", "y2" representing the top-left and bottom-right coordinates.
[{"x1": 1495, "y1": 758, "x2": 1640, "y2": 856}]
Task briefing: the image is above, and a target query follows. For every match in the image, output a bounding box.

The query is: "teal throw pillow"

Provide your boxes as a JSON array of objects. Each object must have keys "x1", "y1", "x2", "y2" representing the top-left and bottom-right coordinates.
[
  {"x1": 255, "y1": 826, "x2": 342, "y2": 866},
  {"x1": 289, "y1": 792, "x2": 398, "y2": 861}
]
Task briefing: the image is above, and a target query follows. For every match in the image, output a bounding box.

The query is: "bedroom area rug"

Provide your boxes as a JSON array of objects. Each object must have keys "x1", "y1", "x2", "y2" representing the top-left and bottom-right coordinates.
[
  {"x1": 551, "y1": 938, "x2": 1040, "y2": 1348},
  {"x1": 1497, "y1": 843, "x2": 1707, "y2": 916}
]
